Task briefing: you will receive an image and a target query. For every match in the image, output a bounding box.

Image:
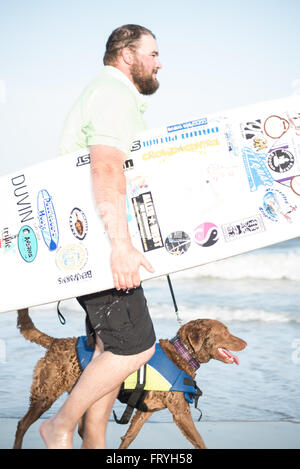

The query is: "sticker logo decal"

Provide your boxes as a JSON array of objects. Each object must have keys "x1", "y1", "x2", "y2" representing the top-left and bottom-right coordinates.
[
  {"x1": 165, "y1": 231, "x2": 191, "y2": 255},
  {"x1": 56, "y1": 244, "x2": 88, "y2": 271},
  {"x1": 123, "y1": 158, "x2": 134, "y2": 170},
  {"x1": 11, "y1": 174, "x2": 34, "y2": 224},
  {"x1": 222, "y1": 215, "x2": 265, "y2": 242},
  {"x1": 167, "y1": 117, "x2": 208, "y2": 133},
  {"x1": 76, "y1": 154, "x2": 90, "y2": 167},
  {"x1": 288, "y1": 112, "x2": 300, "y2": 136},
  {"x1": 259, "y1": 189, "x2": 297, "y2": 223},
  {"x1": 241, "y1": 119, "x2": 264, "y2": 141},
  {"x1": 275, "y1": 175, "x2": 300, "y2": 196},
  {"x1": 194, "y1": 223, "x2": 219, "y2": 247},
  {"x1": 69, "y1": 208, "x2": 88, "y2": 240},
  {"x1": 17, "y1": 225, "x2": 38, "y2": 262},
  {"x1": 242, "y1": 147, "x2": 274, "y2": 192},
  {"x1": 37, "y1": 189, "x2": 59, "y2": 251},
  {"x1": 1, "y1": 228, "x2": 17, "y2": 253},
  {"x1": 264, "y1": 115, "x2": 290, "y2": 139},
  {"x1": 132, "y1": 192, "x2": 164, "y2": 252},
  {"x1": 267, "y1": 148, "x2": 295, "y2": 173},
  {"x1": 57, "y1": 270, "x2": 92, "y2": 285}
]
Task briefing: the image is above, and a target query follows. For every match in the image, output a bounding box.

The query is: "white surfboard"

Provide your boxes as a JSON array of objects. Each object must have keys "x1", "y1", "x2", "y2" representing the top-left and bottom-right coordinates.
[{"x1": 1, "y1": 95, "x2": 300, "y2": 313}]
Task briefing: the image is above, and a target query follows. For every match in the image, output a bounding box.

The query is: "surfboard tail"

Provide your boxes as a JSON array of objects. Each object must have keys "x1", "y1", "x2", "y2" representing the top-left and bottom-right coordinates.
[{"x1": 17, "y1": 308, "x2": 54, "y2": 349}]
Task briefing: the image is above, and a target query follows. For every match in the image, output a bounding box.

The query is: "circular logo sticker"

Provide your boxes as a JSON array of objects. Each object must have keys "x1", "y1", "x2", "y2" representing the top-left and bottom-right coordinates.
[
  {"x1": 69, "y1": 208, "x2": 88, "y2": 240},
  {"x1": 165, "y1": 231, "x2": 191, "y2": 256},
  {"x1": 267, "y1": 149, "x2": 294, "y2": 173},
  {"x1": 194, "y1": 222, "x2": 219, "y2": 247},
  {"x1": 56, "y1": 244, "x2": 88, "y2": 271},
  {"x1": 264, "y1": 115, "x2": 290, "y2": 139},
  {"x1": 260, "y1": 188, "x2": 296, "y2": 222}
]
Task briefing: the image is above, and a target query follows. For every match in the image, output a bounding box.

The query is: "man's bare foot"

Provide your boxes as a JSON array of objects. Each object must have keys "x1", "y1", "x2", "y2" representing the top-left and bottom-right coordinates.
[{"x1": 40, "y1": 416, "x2": 73, "y2": 449}]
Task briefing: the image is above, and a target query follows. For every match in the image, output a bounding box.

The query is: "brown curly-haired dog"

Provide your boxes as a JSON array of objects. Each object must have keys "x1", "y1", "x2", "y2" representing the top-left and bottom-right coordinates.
[{"x1": 13, "y1": 308, "x2": 246, "y2": 449}]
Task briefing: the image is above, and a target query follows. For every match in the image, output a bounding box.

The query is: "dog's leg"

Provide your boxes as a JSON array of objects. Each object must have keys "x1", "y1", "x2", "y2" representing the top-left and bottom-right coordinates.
[
  {"x1": 166, "y1": 395, "x2": 206, "y2": 449},
  {"x1": 172, "y1": 411, "x2": 206, "y2": 449},
  {"x1": 13, "y1": 399, "x2": 56, "y2": 449},
  {"x1": 13, "y1": 354, "x2": 72, "y2": 448},
  {"x1": 119, "y1": 410, "x2": 153, "y2": 449}
]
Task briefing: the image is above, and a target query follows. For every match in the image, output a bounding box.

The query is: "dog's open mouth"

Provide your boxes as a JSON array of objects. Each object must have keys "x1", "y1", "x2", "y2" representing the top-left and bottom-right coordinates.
[{"x1": 217, "y1": 347, "x2": 240, "y2": 365}]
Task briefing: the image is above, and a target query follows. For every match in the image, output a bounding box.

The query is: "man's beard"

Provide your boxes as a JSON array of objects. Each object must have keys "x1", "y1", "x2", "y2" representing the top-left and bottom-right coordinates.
[{"x1": 131, "y1": 59, "x2": 159, "y2": 96}]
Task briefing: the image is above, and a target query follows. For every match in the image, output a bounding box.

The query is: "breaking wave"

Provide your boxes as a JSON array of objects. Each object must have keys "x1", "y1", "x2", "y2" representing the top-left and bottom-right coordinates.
[
  {"x1": 150, "y1": 303, "x2": 300, "y2": 324},
  {"x1": 169, "y1": 243, "x2": 300, "y2": 282}
]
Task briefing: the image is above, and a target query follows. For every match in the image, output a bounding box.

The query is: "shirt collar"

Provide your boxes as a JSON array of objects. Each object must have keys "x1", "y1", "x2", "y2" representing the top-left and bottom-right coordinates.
[{"x1": 103, "y1": 65, "x2": 147, "y2": 114}]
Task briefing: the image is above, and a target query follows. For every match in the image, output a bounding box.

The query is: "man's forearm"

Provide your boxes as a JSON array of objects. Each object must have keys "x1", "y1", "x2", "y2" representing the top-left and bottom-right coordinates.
[
  {"x1": 90, "y1": 144, "x2": 132, "y2": 246},
  {"x1": 89, "y1": 144, "x2": 154, "y2": 290}
]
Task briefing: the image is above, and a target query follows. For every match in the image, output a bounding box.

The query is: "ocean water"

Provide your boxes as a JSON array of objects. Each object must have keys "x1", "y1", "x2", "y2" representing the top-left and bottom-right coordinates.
[{"x1": 0, "y1": 238, "x2": 299, "y2": 427}]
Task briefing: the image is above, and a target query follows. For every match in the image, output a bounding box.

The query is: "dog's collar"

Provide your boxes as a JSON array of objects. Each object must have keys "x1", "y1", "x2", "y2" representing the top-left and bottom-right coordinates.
[{"x1": 169, "y1": 335, "x2": 200, "y2": 371}]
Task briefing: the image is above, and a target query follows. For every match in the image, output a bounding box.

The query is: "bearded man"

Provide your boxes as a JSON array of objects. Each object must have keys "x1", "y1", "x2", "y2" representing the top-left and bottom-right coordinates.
[{"x1": 40, "y1": 24, "x2": 162, "y2": 449}]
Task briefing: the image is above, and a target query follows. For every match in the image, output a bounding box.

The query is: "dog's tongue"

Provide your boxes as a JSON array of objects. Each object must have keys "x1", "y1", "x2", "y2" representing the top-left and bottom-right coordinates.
[{"x1": 218, "y1": 347, "x2": 240, "y2": 365}]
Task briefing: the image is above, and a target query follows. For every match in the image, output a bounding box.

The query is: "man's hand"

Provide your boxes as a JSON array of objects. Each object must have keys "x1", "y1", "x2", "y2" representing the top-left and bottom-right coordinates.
[{"x1": 110, "y1": 240, "x2": 154, "y2": 290}]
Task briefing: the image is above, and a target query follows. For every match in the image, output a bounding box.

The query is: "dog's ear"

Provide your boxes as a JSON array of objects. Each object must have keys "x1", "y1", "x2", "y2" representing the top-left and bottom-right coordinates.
[
  {"x1": 184, "y1": 320, "x2": 215, "y2": 354},
  {"x1": 187, "y1": 328, "x2": 206, "y2": 353}
]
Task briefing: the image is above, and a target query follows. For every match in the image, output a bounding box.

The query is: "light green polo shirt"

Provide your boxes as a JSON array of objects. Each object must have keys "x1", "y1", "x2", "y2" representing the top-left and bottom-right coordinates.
[{"x1": 58, "y1": 66, "x2": 147, "y2": 156}]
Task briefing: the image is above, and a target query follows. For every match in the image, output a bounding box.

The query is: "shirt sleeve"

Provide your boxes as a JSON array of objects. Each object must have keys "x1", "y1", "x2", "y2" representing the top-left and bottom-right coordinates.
[{"x1": 83, "y1": 82, "x2": 142, "y2": 155}]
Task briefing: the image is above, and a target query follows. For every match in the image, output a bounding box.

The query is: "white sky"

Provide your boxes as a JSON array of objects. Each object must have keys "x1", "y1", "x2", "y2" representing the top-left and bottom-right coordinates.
[{"x1": 1, "y1": 0, "x2": 300, "y2": 175}]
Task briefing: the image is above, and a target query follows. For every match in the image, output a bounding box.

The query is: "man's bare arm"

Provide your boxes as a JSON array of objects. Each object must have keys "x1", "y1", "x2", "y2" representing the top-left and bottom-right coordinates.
[{"x1": 90, "y1": 144, "x2": 154, "y2": 290}]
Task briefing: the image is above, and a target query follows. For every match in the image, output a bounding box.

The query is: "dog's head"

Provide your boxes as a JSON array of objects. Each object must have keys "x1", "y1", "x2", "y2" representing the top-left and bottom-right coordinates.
[{"x1": 178, "y1": 319, "x2": 247, "y2": 365}]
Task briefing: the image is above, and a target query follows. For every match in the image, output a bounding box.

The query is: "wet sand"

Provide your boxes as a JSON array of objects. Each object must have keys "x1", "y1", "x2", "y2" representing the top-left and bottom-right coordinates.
[{"x1": 1, "y1": 418, "x2": 299, "y2": 450}]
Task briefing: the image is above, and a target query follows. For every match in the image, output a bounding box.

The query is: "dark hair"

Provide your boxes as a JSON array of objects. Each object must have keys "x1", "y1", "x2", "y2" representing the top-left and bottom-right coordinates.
[{"x1": 103, "y1": 24, "x2": 156, "y2": 65}]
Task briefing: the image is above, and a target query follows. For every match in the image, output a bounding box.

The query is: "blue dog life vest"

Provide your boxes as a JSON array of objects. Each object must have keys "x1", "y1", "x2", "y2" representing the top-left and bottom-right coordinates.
[
  {"x1": 76, "y1": 338, "x2": 200, "y2": 404},
  {"x1": 123, "y1": 343, "x2": 198, "y2": 402},
  {"x1": 76, "y1": 336, "x2": 94, "y2": 371}
]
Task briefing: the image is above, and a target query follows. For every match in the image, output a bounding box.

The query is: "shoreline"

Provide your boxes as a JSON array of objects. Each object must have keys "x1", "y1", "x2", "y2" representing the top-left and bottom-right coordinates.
[{"x1": 2, "y1": 418, "x2": 299, "y2": 450}]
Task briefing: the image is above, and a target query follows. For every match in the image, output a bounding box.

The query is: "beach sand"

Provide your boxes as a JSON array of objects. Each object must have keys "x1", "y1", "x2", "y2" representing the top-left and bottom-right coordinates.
[{"x1": 1, "y1": 418, "x2": 299, "y2": 450}]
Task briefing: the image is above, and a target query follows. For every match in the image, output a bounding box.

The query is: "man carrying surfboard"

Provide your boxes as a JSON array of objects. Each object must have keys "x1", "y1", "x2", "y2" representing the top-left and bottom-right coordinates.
[{"x1": 40, "y1": 24, "x2": 162, "y2": 449}]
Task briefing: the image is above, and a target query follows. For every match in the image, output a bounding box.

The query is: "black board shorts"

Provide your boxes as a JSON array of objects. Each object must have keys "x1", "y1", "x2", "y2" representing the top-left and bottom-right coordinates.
[{"x1": 77, "y1": 286, "x2": 156, "y2": 356}]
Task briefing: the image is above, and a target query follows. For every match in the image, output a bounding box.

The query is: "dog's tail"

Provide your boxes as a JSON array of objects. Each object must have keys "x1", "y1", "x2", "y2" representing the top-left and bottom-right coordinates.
[{"x1": 17, "y1": 308, "x2": 54, "y2": 349}]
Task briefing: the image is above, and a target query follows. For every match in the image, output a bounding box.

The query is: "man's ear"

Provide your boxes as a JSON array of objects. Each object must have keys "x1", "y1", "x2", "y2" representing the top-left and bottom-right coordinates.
[{"x1": 121, "y1": 47, "x2": 135, "y2": 65}]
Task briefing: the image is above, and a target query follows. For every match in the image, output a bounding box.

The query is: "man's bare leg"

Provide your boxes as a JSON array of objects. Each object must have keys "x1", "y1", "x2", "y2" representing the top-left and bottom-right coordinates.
[
  {"x1": 78, "y1": 335, "x2": 120, "y2": 449},
  {"x1": 81, "y1": 386, "x2": 120, "y2": 449},
  {"x1": 40, "y1": 343, "x2": 155, "y2": 449}
]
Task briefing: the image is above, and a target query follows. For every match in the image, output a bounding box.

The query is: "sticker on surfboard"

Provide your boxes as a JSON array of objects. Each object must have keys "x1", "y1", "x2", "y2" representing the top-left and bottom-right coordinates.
[{"x1": 165, "y1": 231, "x2": 191, "y2": 255}]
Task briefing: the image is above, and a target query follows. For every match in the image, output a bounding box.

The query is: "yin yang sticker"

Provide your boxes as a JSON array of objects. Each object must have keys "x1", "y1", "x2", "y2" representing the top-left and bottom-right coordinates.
[{"x1": 194, "y1": 222, "x2": 219, "y2": 247}]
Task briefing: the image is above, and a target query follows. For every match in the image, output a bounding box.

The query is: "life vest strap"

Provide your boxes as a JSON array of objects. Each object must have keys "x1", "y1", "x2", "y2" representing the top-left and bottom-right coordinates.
[
  {"x1": 183, "y1": 378, "x2": 203, "y2": 421},
  {"x1": 113, "y1": 366, "x2": 147, "y2": 424}
]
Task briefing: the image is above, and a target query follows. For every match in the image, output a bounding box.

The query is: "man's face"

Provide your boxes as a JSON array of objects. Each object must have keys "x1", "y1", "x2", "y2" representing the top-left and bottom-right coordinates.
[{"x1": 130, "y1": 34, "x2": 162, "y2": 95}]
